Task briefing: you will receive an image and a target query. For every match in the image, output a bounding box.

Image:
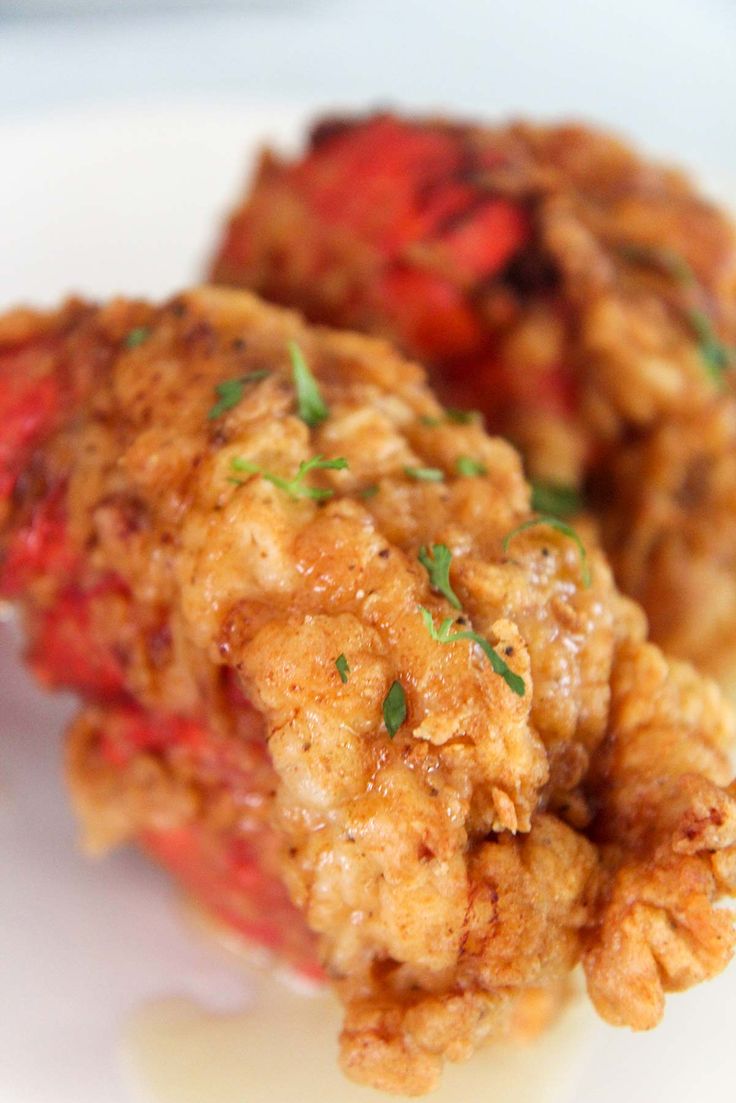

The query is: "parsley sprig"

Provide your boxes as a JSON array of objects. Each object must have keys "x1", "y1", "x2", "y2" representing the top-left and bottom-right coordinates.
[
  {"x1": 446, "y1": 407, "x2": 482, "y2": 425},
  {"x1": 420, "y1": 408, "x2": 482, "y2": 427},
  {"x1": 124, "y1": 326, "x2": 150, "y2": 349},
  {"x1": 383, "y1": 680, "x2": 407, "y2": 738},
  {"x1": 618, "y1": 243, "x2": 696, "y2": 286},
  {"x1": 418, "y1": 544, "x2": 461, "y2": 609},
  {"x1": 208, "y1": 371, "x2": 271, "y2": 419},
  {"x1": 290, "y1": 341, "x2": 329, "y2": 427},
  {"x1": 688, "y1": 310, "x2": 734, "y2": 383},
  {"x1": 230, "y1": 454, "x2": 348, "y2": 500},
  {"x1": 335, "y1": 654, "x2": 350, "y2": 683},
  {"x1": 419, "y1": 607, "x2": 525, "y2": 697},
  {"x1": 404, "y1": 465, "x2": 444, "y2": 482},
  {"x1": 620, "y1": 242, "x2": 734, "y2": 383},
  {"x1": 456, "y1": 455, "x2": 487, "y2": 477},
  {"x1": 503, "y1": 515, "x2": 590, "y2": 587},
  {"x1": 530, "y1": 480, "x2": 582, "y2": 519}
]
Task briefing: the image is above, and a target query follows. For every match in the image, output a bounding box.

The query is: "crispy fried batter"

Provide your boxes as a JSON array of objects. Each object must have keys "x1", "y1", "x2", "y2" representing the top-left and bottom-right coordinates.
[
  {"x1": 2, "y1": 287, "x2": 736, "y2": 1094},
  {"x1": 600, "y1": 401, "x2": 736, "y2": 684},
  {"x1": 210, "y1": 113, "x2": 736, "y2": 685}
]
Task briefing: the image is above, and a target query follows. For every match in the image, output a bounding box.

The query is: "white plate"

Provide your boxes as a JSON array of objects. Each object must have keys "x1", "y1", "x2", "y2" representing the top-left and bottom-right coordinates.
[{"x1": 1, "y1": 100, "x2": 736, "y2": 1103}]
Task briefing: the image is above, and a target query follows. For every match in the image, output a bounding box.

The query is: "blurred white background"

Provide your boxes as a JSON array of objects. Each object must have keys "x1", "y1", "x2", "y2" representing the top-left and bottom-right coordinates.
[{"x1": 0, "y1": 0, "x2": 734, "y2": 172}]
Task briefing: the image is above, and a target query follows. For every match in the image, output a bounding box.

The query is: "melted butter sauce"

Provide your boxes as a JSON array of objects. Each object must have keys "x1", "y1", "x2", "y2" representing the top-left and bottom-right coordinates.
[{"x1": 124, "y1": 956, "x2": 595, "y2": 1103}]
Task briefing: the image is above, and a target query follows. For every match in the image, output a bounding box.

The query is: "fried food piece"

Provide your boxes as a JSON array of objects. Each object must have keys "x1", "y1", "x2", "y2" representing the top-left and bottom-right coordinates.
[
  {"x1": 210, "y1": 113, "x2": 736, "y2": 683},
  {"x1": 2, "y1": 288, "x2": 736, "y2": 1094}
]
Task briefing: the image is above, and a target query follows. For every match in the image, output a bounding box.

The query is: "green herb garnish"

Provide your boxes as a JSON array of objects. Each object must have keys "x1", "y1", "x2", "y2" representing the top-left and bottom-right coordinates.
[
  {"x1": 618, "y1": 243, "x2": 696, "y2": 286},
  {"x1": 404, "y1": 466, "x2": 444, "y2": 482},
  {"x1": 530, "y1": 480, "x2": 582, "y2": 519},
  {"x1": 208, "y1": 370, "x2": 270, "y2": 419},
  {"x1": 290, "y1": 341, "x2": 328, "y2": 427},
  {"x1": 420, "y1": 408, "x2": 481, "y2": 427},
  {"x1": 688, "y1": 310, "x2": 733, "y2": 384},
  {"x1": 230, "y1": 454, "x2": 348, "y2": 500},
  {"x1": 383, "y1": 680, "x2": 407, "y2": 738},
  {"x1": 359, "y1": 484, "x2": 379, "y2": 499},
  {"x1": 620, "y1": 244, "x2": 734, "y2": 383},
  {"x1": 419, "y1": 607, "x2": 524, "y2": 696},
  {"x1": 418, "y1": 544, "x2": 461, "y2": 610},
  {"x1": 446, "y1": 407, "x2": 482, "y2": 424},
  {"x1": 456, "y1": 455, "x2": 487, "y2": 477},
  {"x1": 335, "y1": 654, "x2": 350, "y2": 684},
  {"x1": 503, "y1": 516, "x2": 590, "y2": 587},
  {"x1": 124, "y1": 326, "x2": 150, "y2": 349}
]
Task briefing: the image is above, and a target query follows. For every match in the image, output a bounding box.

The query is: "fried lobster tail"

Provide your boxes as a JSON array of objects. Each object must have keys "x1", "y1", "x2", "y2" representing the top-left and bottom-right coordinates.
[
  {"x1": 210, "y1": 112, "x2": 736, "y2": 685},
  {"x1": 1, "y1": 288, "x2": 735, "y2": 1094}
]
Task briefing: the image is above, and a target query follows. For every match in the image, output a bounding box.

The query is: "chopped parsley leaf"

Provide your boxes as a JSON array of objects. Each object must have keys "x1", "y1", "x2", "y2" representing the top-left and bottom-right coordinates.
[
  {"x1": 419, "y1": 607, "x2": 525, "y2": 697},
  {"x1": 530, "y1": 480, "x2": 582, "y2": 519},
  {"x1": 208, "y1": 370, "x2": 270, "y2": 420},
  {"x1": 418, "y1": 544, "x2": 461, "y2": 609},
  {"x1": 335, "y1": 654, "x2": 350, "y2": 684},
  {"x1": 230, "y1": 454, "x2": 348, "y2": 501},
  {"x1": 290, "y1": 341, "x2": 329, "y2": 427},
  {"x1": 688, "y1": 310, "x2": 734, "y2": 384},
  {"x1": 420, "y1": 408, "x2": 482, "y2": 428},
  {"x1": 359, "y1": 484, "x2": 379, "y2": 499},
  {"x1": 456, "y1": 455, "x2": 487, "y2": 477},
  {"x1": 618, "y1": 242, "x2": 696, "y2": 286},
  {"x1": 383, "y1": 680, "x2": 407, "y2": 738},
  {"x1": 446, "y1": 407, "x2": 482, "y2": 425},
  {"x1": 620, "y1": 243, "x2": 734, "y2": 383},
  {"x1": 124, "y1": 326, "x2": 150, "y2": 349},
  {"x1": 503, "y1": 515, "x2": 591, "y2": 587},
  {"x1": 404, "y1": 465, "x2": 444, "y2": 482}
]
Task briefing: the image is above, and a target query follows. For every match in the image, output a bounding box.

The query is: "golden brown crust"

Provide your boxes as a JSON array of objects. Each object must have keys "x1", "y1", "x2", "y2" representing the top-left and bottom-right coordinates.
[
  {"x1": 210, "y1": 113, "x2": 736, "y2": 685},
  {"x1": 3, "y1": 287, "x2": 736, "y2": 1094},
  {"x1": 584, "y1": 641, "x2": 736, "y2": 1026},
  {"x1": 599, "y1": 399, "x2": 736, "y2": 683}
]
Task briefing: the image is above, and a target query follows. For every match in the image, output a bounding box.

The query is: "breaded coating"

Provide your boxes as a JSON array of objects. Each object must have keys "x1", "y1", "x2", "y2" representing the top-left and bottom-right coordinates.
[
  {"x1": 600, "y1": 400, "x2": 736, "y2": 684},
  {"x1": 2, "y1": 288, "x2": 736, "y2": 1094},
  {"x1": 210, "y1": 112, "x2": 736, "y2": 684}
]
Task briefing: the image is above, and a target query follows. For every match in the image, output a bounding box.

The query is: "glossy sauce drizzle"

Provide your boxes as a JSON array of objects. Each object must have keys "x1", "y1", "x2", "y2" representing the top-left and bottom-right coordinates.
[{"x1": 124, "y1": 967, "x2": 595, "y2": 1103}]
